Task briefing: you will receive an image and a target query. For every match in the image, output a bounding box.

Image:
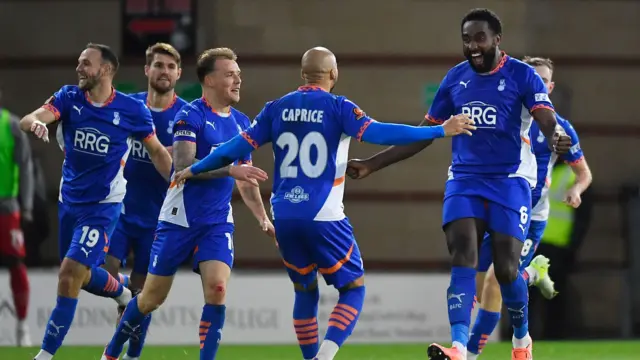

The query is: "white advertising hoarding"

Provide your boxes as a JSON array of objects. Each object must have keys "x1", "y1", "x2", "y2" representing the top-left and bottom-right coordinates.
[{"x1": 0, "y1": 270, "x2": 498, "y2": 346}]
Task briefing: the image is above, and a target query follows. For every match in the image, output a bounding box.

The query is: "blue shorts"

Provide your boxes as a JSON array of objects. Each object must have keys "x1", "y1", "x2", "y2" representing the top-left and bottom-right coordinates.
[
  {"x1": 273, "y1": 218, "x2": 364, "y2": 289},
  {"x1": 148, "y1": 221, "x2": 235, "y2": 277},
  {"x1": 478, "y1": 219, "x2": 548, "y2": 272},
  {"x1": 58, "y1": 202, "x2": 122, "y2": 267},
  {"x1": 108, "y1": 216, "x2": 155, "y2": 275},
  {"x1": 443, "y1": 177, "x2": 532, "y2": 242}
]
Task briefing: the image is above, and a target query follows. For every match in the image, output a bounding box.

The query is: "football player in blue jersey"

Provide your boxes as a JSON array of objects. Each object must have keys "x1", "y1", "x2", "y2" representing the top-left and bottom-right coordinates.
[
  {"x1": 467, "y1": 56, "x2": 593, "y2": 359},
  {"x1": 101, "y1": 47, "x2": 273, "y2": 360},
  {"x1": 346, "y1": 9, "x2": 573, "y2": 360},
  {"x1": 171, "y1": 46, "x2": 476, "y2": 360},
  {"x1": 20, "y1": 43, "x2": 173, "y2": 360},
  {"x1": 101, "y1": 42, "x2": 188, "y2": 360}
]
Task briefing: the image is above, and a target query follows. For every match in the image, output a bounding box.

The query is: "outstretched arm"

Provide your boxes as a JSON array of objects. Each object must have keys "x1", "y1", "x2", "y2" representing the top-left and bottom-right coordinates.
[
  {"x1": 190, "y1": 134, "x2": 255, "y2": 175},
  {"x1": 360, "y1": 118, "x2": 440, "y2": 173},
  {"x1": 172, "y1": 140, "x2": 234, "y2": 180}
]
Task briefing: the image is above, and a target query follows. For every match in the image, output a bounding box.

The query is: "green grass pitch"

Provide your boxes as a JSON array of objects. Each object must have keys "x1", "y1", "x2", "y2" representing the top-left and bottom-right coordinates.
[{"x1": 2, "y1": 341, "x2": 640, "y2": 359}]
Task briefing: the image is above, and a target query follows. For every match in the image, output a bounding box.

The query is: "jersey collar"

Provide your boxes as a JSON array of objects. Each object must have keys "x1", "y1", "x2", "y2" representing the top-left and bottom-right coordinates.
[
  {"x1": 85, "y1": 87, "x2": 116, "y2": 107},
  {"x1": 488, "y1": 51, "x2": 509, "y2": 75},
  {"x1": 298, "y1": 85, "x2": 326, "y2": 92},
  {"x1": 201, "y1": 96, "x2": 231, "y2": 117},
  {"x1": 146, "y1": 92, "x2": 177, "y2": 112}
]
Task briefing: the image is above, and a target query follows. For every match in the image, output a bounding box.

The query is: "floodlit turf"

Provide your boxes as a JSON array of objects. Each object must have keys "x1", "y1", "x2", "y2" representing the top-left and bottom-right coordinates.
[{"x1": 3, "y1": 341, "x2": 640, "y2": 359}]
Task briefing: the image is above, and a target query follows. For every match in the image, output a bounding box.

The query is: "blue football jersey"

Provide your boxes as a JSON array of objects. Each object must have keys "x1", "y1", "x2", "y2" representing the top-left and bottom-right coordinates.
[
  {"x1": 426, "y1": 54, "x2": 555, "y2": 187},
  {"x1": 530, "y1": 114, "x2": 584, "y2": 221},
  {"x1": 158, "y1": 98, "x2": 252, "y2": 227},
  {"x1": 120, "y1": 92, "x2": 187, "y2": 228},
  {"x1": 45, "y1": 85, "x2": 155, "y2": 204},
  {"x1": 240, "y1": 85, "x2": 375, "y2": 221}
]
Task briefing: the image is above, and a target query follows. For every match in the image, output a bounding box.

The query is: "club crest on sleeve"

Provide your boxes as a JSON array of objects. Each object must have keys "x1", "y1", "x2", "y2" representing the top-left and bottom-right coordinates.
[{"x1": 353, "y1": 107, "x2": 365, "y2": 120}]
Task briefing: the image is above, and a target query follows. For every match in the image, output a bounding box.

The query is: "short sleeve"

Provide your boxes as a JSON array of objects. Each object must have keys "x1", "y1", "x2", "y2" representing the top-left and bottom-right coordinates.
[
  {"x1": 559, "y1": 120, "x2": 584, "y2": 164},
  {"x1": 41, "y1": 86, "x2": 70, "y2": 121},
  {"x1": 172, "y1": 104, "x2": 201, "y2": 143},
  {"x1": 236, "y1": 115, "x2": 253, "y2": 165},
  {"x1": 339, "y1": 98, "x2": 375, "y2": 141},
  {"x1": 241, "y1": 102, "x2": 273, "y2": 149},
  {"x1": 425, "y1": 74, "x2": 455, "y2": 124},
  {"x1": 522, "y1": 66, "x2": 555, "y2": 113},
  {"x1": 133, "y1": 102, "x2": 156, "y2": 141}
]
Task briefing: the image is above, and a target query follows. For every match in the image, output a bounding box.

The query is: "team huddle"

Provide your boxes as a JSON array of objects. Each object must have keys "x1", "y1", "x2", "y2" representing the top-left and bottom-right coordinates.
[{"x1": 20, "y1": 7, "x2": 591, "y2": 360}]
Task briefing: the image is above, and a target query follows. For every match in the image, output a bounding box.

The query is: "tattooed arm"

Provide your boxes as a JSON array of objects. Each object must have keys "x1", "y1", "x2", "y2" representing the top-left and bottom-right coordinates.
[{"x1": 172, "y1": 140, "x2": 232, "y2": 180}]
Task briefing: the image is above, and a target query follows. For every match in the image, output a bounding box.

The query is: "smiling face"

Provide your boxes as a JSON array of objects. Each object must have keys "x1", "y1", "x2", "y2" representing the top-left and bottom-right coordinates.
[
  {"x1": 76, "y1": 48, "x2": 107, "y2": 91},
  {"x1": 206, "y1": 58, "x2": 241, "y2": 105},
  {"x1": 462, "y1": 20, "x2": 501, "y2": 73}
]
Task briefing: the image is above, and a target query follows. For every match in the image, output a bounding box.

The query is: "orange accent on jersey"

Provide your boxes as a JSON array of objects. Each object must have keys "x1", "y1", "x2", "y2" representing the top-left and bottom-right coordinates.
[
  {"x1": 85, "y1": 87, "x2": 116, "y2": 106},
  {"x1": 425, "y1": 114, "x2": 444, "y2": 125},
  {"x1": 488, "y1": 51, "x2": 509, "y2": 75},
  {"x1": 147, "y1": 93, "x2": 177, "y2": 111},
  {"x1": 318, "y1": 244, "x2": 354, "y2": 275},
  {"x1": 356, "y1": 120, "x2": 373, "y2": 142},
  {"x1": 41, "y1": 104, "x2": 61, "y2": 121},
  {"x1": 241, "y1": 132, "x2": 259, "y2": 149},
  {"x1": 529, "y1": 104, "x2": 554, "y2": 114}
]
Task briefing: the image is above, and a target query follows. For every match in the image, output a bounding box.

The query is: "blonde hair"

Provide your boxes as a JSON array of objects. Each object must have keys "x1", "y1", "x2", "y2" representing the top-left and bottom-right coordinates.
[
  {"x1": 522, "y1": 56, "x2": 554, "y2": 72},
  {"x1": 196, "y1": 47, "x2": 238, "y2": 82}
]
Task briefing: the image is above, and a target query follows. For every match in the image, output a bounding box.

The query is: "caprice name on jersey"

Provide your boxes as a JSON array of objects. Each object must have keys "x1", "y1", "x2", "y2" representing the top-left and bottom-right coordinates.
[{"x1": 282, "y1": 108, "x2": 324, "y2": 123}]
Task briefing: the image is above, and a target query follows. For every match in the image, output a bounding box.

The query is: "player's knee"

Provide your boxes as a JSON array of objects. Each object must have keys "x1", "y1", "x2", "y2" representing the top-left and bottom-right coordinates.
[
  {"x1": 203, "y1": 280, "x2": 227, "y2": 305},
  {"x1": 137, "y1": 290, "x2": 164, "y2": 313},
  {"x1": 57, "y1": 263, "x2": 86, "y2": 296}
]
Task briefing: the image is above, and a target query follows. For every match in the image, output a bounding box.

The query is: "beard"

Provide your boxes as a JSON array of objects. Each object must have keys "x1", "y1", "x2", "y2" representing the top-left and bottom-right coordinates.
[
  {"x1": 78, "y1": 74, "x2": 100, "y2": 91},
  {"x1": 466, "y1": 46, "x2": 498, "y2": 73},
  {"x1": 150, "y1": 78, "x2": 174, "y2": 95}
]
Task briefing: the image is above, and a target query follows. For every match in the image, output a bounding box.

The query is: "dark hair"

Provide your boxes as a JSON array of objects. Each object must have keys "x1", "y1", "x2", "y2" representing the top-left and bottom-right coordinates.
[
  {"x1": 196, "y1": 47, "x2": 237, "y2": 83},
  {"x1": 461, "y1": 8, "x2": 502, "y2": 35},
  {"x1": 145, "y1": 42, "x2": 181, "y2": 67},
  {"x1": 85, "y1": 43, "x2": 119, "y2": 74},
  {"x1": 522, "y1": 56, "x2": 554, "y2": 72}
]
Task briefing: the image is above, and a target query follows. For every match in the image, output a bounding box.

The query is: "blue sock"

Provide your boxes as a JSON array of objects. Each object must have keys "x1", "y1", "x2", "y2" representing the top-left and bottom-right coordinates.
[
  {"x1": 293, "y1": 287, "x2": 320, "y2": 359},
  {"x1": 447, "y1": 266, "x2": 477, "y2": 348},
  {"x1": 199, "y1": 304, "x2": 226, "y2": 360},
  {"x1": 83, "y1": 266, "x2": 124, "y2": 298},
  {"x1": 500, "y1": 272, "x2": 529, "y2": 339},
  {"x1": 324, "y1": 286, "x2": 365, "y2": 347},
  {"x1": 104, "y1": 296, "x2": 147, "y2": 358},
  {"x1": 126, "y1": 313, "x2": 152, "y2": 358},
  {"x1": 468, "y1": 309, "x2": 501, "y2": 355},
  {"x1": 118, "y1": 273, "x2": 130, "y2": 288},
  {"x1": 41, "y1": 295, "x2": 78, "y2": 355}
]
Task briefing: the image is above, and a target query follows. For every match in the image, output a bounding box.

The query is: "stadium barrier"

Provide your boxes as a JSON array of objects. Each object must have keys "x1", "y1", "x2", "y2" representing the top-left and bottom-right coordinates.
[{"x1": 0, "y1": 270, "x2": 498, "y2": 346}]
